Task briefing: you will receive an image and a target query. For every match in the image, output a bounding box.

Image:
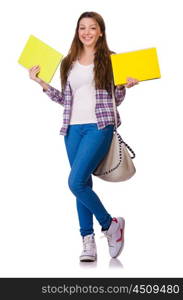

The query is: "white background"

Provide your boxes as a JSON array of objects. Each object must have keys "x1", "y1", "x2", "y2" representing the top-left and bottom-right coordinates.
[{"x1": 0, "y1": 0, "x2": 183, "y2": 277}]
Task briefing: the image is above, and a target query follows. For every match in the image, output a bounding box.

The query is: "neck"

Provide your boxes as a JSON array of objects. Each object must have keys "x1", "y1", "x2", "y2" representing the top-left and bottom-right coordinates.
[{"x1": 79, "y1": 46, "x2": 96, "y2": 58}]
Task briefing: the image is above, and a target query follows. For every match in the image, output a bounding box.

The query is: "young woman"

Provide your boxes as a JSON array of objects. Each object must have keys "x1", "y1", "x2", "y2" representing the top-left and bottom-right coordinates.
[{"x1": 29, "y1": 11, "x2": 139, "y2": 262}]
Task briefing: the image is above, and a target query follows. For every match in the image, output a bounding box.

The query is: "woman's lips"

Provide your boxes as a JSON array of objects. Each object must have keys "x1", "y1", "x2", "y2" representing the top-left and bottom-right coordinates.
[{"x1": 82, "y1": 37, "x2": 93, "y2": 40}]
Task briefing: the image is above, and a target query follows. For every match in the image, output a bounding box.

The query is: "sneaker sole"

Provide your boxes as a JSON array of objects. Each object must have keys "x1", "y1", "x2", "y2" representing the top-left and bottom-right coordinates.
[
  {"x1": 113, "y1": 217, "x2": 125, "y2": 258},
  {"x1": 80, "y1": 255, "x2": 97, "y2": 262}
]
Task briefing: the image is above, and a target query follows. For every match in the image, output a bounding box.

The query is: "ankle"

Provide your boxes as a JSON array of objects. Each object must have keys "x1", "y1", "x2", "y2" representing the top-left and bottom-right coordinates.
[{"x1": 101, "y1": 218, "x2": 112, "y2": 232}]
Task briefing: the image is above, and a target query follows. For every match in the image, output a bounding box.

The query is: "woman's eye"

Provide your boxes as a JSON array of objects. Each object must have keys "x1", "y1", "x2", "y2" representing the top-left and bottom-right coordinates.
[{"x1": 79, "y1": 28, "x2": 96, "y2": 30}]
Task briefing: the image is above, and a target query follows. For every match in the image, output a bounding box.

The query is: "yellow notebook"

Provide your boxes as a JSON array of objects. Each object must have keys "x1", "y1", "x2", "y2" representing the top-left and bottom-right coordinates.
[
  {"x1": 110, "y1": 47, "x2": 161, "y2": 85},
  {"x1": 18, "y1": 34, "x2": 64, "y2": 83}
]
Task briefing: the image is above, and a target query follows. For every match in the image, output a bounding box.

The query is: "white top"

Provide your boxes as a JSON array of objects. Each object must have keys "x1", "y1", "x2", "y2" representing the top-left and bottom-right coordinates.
[{"x1": 67, "y1": 60, "x2": 97, "y2": 124}]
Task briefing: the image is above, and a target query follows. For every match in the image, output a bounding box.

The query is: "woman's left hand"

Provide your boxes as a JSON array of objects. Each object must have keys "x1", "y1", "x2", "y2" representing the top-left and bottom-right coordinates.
[{"x1": 124, "y1": 77, "x2": 139, "y2": 88}]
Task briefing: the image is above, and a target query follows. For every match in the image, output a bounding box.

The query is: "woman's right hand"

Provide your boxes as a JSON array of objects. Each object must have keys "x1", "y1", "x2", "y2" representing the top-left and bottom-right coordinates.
[
  {"x1": 29, "y1": 65, "x2": 43, "y2": 84},
  {"x1": 29, "y1": 65, "x2": 49, "y2": 91}
]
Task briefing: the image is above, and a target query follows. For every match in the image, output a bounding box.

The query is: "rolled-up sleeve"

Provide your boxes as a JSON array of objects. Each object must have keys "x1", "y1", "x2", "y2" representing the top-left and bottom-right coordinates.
[
  {"x1": 114, "y1": 85, "x2": 126, "y2": 106},
  {"x1": 43, "y1": 85, "x2": 64, "y2": 106}
]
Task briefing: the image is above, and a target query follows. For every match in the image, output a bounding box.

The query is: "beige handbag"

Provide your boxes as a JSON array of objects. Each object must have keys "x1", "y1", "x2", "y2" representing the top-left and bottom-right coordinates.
[{"x1": 92, "y1": 84, "x2": 136, "y2": 182}]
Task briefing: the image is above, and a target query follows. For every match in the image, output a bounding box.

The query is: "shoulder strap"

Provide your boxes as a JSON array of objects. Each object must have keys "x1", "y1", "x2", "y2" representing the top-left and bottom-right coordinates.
[
  {"x1": 111, "y1": 83, "x2": 136, "y2": 159},
  {"x1": 111, "y1": 83, "x2": 118, "y2": 131}
]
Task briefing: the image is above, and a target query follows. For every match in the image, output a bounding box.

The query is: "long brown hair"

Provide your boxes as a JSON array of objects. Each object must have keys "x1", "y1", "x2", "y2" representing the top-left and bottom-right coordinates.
[{"x1": 60, "y1": 11, "x2": 115, "y2": 93}]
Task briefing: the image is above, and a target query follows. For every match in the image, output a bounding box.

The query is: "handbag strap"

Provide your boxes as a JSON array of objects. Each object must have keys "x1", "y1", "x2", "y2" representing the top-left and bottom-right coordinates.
[
  {"x1": 111, "y1": 82, "x2": 118, "y2": 131},
  {"x1": 111, "y1": 83, "x2": 136, "y2": 159}
]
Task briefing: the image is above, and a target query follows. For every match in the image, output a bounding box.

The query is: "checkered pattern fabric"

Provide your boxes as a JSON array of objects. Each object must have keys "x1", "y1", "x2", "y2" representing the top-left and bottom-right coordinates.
[{"x1": 43, "y1": 80, "x2": 126, "y2": 136}]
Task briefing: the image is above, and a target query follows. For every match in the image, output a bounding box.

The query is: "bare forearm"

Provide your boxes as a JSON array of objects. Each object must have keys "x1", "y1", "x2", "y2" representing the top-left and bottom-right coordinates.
[{"x1": 38, "y1": 79, "x2": 49, "y2": 91}]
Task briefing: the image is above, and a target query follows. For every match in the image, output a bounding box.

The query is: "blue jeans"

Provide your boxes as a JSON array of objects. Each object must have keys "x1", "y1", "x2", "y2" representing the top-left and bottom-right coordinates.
[{"x1": 64, "y1": 123, "x2": 114, "y2": 237}]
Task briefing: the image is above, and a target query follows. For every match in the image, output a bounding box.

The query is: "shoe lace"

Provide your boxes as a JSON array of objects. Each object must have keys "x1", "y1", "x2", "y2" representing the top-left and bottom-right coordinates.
[
  {"x1": 83, "y1": 236, "x2": 94, "y2": 252},
  {"x1": 100, "y1": 232, "x2": 113, "y2": 247}
]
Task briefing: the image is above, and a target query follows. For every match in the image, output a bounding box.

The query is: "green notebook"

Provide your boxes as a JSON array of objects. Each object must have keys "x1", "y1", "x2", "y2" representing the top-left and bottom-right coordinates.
[{"x1": 18, "y1": 34, "x2": 64, "y2": 83}]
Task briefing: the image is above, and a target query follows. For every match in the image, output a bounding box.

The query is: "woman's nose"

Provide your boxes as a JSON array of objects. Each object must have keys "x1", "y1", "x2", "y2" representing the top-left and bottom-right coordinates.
[{"x1": 84, "y1": 29, "x2": 90, "y2": 35}]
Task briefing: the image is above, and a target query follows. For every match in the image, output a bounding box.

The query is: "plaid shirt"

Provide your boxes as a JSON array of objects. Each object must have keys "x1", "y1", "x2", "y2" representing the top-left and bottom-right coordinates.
[{"x1": 43, "y1": 80, "x2": 126, "y2": 136}]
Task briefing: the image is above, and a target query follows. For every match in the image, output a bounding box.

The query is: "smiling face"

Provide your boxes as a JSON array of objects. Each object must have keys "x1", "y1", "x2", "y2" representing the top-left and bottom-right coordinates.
[{"x1": 78, "y1": 17, "x2": 103, "y2": 49}]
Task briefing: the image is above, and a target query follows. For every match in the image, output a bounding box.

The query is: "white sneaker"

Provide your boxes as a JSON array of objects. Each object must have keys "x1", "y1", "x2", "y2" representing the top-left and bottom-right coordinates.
[
  {"x1": 80, "y1": 234, "x2": 97, "y2": 262},
  {"x1": 103, "y1": 217, "x2": 125, "y2": 258}
]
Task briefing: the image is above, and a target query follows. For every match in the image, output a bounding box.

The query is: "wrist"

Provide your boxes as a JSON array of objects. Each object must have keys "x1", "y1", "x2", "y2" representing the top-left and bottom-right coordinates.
[
  {"x1": 116, "y1": 84, "x2": 125, "y2": 89},
  {"x1": 38, "y1": 79, "x2": 49, "y2": 91},
  {"x1": 37, "y1": 78, "x2": 44, "y2": 85}
]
